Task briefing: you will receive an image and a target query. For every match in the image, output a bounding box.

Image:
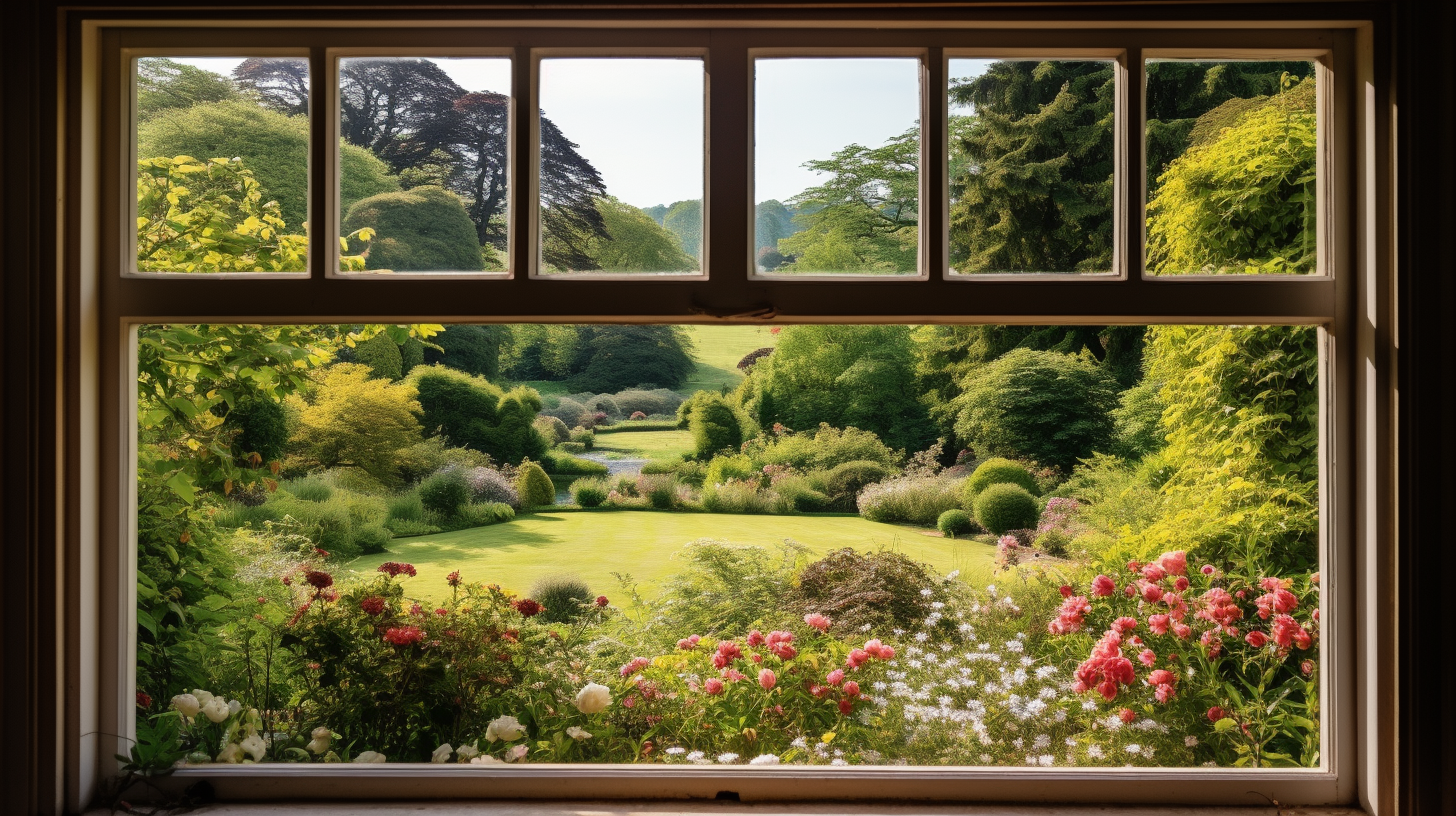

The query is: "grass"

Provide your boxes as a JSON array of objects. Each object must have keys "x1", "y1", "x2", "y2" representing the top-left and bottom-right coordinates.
[
  {"x1": 592, "y1": 429, "x2": 693, "y2": 460},
  {"x1": 680, "y1": 325, "x2": 779, "y2": 393},
  {"x1": 346, "y1": 510, "x2": 997, "y2": 603}
]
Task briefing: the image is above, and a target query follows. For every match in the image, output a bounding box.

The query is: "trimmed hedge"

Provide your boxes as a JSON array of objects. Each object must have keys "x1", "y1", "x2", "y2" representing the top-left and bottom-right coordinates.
[{"x1": 973, "y1": 482, "x2": 1040, "y2": 535}]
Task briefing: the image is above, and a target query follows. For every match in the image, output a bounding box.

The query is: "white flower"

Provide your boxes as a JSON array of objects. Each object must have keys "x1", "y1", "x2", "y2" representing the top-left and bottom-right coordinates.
[
  {"x1": 566, "y1": 726, "x2": 592, "y2": 740},
  {"x1": 191, "y1": 689, "x2": 215, "y2": 707},
  {"x1": 946, "y1": 570, "x2": 960, "y2": 580},
  {"x1": 240, "y1": 733, "x2": 267, "y2": 762},
  {"x1": 790, "y1": 737, "x2": 808, "y2": 749},
  {"x1": 749, "y1": 754, "x2": 780, "y2": 765},
  {"x1": 485, "y1": 715, "x2": 525, "y2": 743},
  {"x1": 504, "y1": 744, "x2": 529, "y2": 763},
  {"x1": 686, "y1": 750, "x2": 706, "y2": 763},
  {"x1": 1038, "y1": 754, "x2": 1054, "y2": 766},
  {"x1": 716, "y1": 752, "x2": 739, "y2": 764},
  {"x1": 665, "y1": 746, "x2": 686, "y2": 756},
  {"x1": 1125, "y1": 743, "x2": 1142, "y2": 755},
  {"x1": 353, "y1": 750, "x2": 387, "y2": 763},
  {"x1": 170, "y1": 694, "x2": 200, "y2": 718},
  {"x1": 200, "y1": 697, "x2": 231, "y2": 724},
  {"x1": 920, "y1": 588, "x2": 934, "y2": 597},
  {"x1": 305, "y1": 727, "x2": 332, "y2": 755},
  {"x1": 431, "y1": 743, "x2": 454, "y2": 764},
  {"x1": 1087, "y1": 745, "x2": 1104, "y2": 759},
  {"x1": 227, "y1": 699, "x2": 243, "y2": 717},
  {"x1": 456, "y1": 744, "x2": 480, "y2": 761},
  {"x1": 574, "y1": 682, "x2": 612, "y2": 714},
  {"x1": 830, "y1": 758, "x2": 848, "y2": 766},
  {"x1": 1184, "y1": 736, "x2": 1199, "y2": 747},
  {"x1": 216, "y1": 743, "x2": 244, "y2": 764},
  {"x1": 469, "y1": 755, "x2": 503, "y2": 765}
]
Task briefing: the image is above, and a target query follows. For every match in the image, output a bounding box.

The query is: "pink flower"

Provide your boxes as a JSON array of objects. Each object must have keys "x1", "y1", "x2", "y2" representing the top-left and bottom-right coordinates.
[
  {"x1": 1112, "y1": 616, "x2": 1138, "y2": 634},
  {"x1": 826, "y1": 669, "x2": 845, "y2": 686},
  {"x1": 766, "y1": 631, "x2": 798, "y2": 660},
  {"x1": 1154, "y1": 683, "x2": 1175, "y2": 704},
  {"x1": 1196, "y1": 587, "x2": 1244, "y2": 630},
  {"x1": 1200, "y1": 564, "x2": 1216, "y2": 576},
  {"x1": 721, "y1": 668, "x2": 747, "y2": 682},
  {"x1": 1140, "y1": 581, "x2": 1165, "y2": 603},
  {"x1": 703, "y1": 678, "x2": 725, "y2": 695},
  {"x1": 716, "y1": 640, "x2": 742, "y2": 661},
  {"x1": 1139, "y1": 648, "x2": 1156, "y2": 667},
  {"x1": 1119, "y1": 708, "x2": 1136, "y2": 723},
  {"x1": 1048, "y1": 595, "x2": 1091, "y2": 635},
  {"x1": 1301, "y1": 659, "x2": 1316, "y2": 675},
  {"x1": 1273, "y1": 614, "x2": 1313, "y2": 650},
  {"x1": 678, "y1": 634, "x2": 702, "y2": 650},
  {"x1": 1141, "y1": 563, "x2": 1167, "y2": 583},
  {"x1": 804, "y1": 613, "x2": 831, "y2": 632},
  {"x1": 1245, "y1": 630, "x2": 1269, "y2": 648},
  {"x1": 1254, "y1": 584, "x2": 1299, "y2": 620},
  {"x1": 1091, "y1": 574, "x2": 1116, "y2": 597},
  {"x1": 1173, "y1": 622, "x2": 1193, "y2": 639},
  {"x1": 1073, "y1": 630, "x2": 1136, "y2": 701},
  {"x1": 1148, "y1": 614, "x2": 1170, "y2": 635},
  {"x1": 842, "y1": 680, "x2": 861, "y2": 697},
  {"x1": 620, "y1": 657, "x2": 652, "y2": 677},
  {"x1": 758, "y1": 669, "x2": 777, "y2": 690},
  {"x1": 1200, "y1": 630, "x2": 1223, "y2": 657},
  {"x1": 1148, "y1": 669, "x2": 1176, "y2": 686},
  {"x1": 747, "y1": 630, "x2": 766, "y2": 647},
  {"x1": 1155, "y1": 551, "x2": 1188, "y2": 577},
  {"x1": 845, "y1": 648, "x2": 871, "y2": 669},
  {"x1": 1174, "y1": 576, "x2": 1190, "y2": 592},
  {"x1": 838, "y1": 699, "x2": 854, "y2": 715}
]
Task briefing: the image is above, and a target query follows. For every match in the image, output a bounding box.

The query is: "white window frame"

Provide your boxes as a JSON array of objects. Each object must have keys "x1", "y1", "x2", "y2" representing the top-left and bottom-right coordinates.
[{"x1": 59, "y1": 9, "x2": 1393, "y2": 813}]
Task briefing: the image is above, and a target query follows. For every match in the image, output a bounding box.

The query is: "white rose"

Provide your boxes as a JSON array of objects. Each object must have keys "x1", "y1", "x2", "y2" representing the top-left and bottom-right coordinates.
[
  {"x1": 200, "y1": 697, "x2": 231, "y2": 724},
  {"x1": 455, "y1": 744, "x2": 480, "y2": 761},
  {"x1": 216, "y1": 744, "x2": 244, "y2": 764},
  {"x1": 352, "y1": 751, "x2": 387, "y2": 763},
  {"x1": 191, "y1": 689, "x2": 214, "y2": 706},
  {"x1": 504, "y1": 744, "x2": 529, "y2": 763},
  {"x1": 240, "y1": 733, "x2": 267, "y2": 762},
  {"x1": 484, "y1": 714, "x2": 524, "y2": 743},
  {"x1": 227, "y1": 699, "x2": 243, "y2": 717},
  {"x1": 305, "y1": 727, "x2": 332, "y2": 755},
  {"x1": 574, "y1": 682, "x2": 611, "y2": 714},
  {"x1": 565, "y1": 726, "x2": 592, "y2": 740},
  {"x1": 468, "y1": 755, "x2": 503, "y2": 765},
  {"x1": 430, "y1": 743, "x2": 453, "y2": 764},
  {"x1": 171, "y1": 694, "x2": 200, "y2": 718}
]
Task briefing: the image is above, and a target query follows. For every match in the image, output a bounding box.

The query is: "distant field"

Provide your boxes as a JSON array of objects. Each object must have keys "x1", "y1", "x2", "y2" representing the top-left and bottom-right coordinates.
[
  {"x1": 680, "y1": 325, "x2": 778, "y2": 393},
  {"x1": 347, "y1": 510, "x2": 996, "y2": 604},
  {"x1": 592, "y1": 429, "x2": 693, "y2": 459}
]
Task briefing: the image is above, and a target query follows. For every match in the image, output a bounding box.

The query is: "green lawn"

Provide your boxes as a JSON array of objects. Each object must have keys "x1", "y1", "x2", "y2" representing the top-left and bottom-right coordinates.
[
  {"x1": 680, "y1": 325, "x2": 779, "y2": 392},
  {"x1": 347, "y1": 510, "x2": 996, "y2": 603},
  {"x1": 592, "y1": 429, "x2": 693, "y2": 459}
]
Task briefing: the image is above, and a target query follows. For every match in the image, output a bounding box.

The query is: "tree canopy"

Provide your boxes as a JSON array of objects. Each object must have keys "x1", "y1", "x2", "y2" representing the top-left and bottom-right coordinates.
[
  {"x1": 407, "y1": 365, "x2": 548, "y2": 465},
  {"x1": 341, "y1": 185, "x2": 484, "y2": 272},
  {"x1": 291, "y1": 364, "x2": 424, "y2": 484},
  {"x1": 136, "y1": 58, "x2": 243, "y2": 120}
]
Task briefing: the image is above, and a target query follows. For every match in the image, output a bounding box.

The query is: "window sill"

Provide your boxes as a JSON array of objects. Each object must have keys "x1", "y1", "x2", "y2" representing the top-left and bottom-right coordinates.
[{"x1": 84, "y1": 801, "x2": 1369, "y2": 816}]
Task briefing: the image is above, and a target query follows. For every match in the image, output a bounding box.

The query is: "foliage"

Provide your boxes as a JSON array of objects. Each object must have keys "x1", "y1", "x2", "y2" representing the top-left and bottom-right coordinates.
[
  {"x1": 419, "y1": 468, "x2": 471, "y2": 515},
  {"x1": 1147, "y1": 80, "x2": 1317, "y2": 275},
  {"x1": 937, "y1": 509, "x2": 976, "y2": 538},
  {"x1": 423, "y1": 325, "x2": 508, "y2": 379},
  {"x1": 569, "y1": 427, "x2": 596, "y2": 449},
  {"x1": 789, "y1": 549, "x2": 946, "y2": 635},
  {"x1": 530, "y1": 576, "x2": 596, "y2": 623},
  {"x1": 961, "y1": 457, "x2": 1039, "y2": 502},
  {"x1": 571, "y1": 478, "x2": 610, "y2": 508},
  {"x1": 972, "y1": 483, "x2": 1040, "y2": 535},
  {"x1": 136, "y1": 57, "x2": 242, "y2": 120},
  {"x1": 856, "y1": 475, "x2": 961, "y2": 526},
  {"x1": 754, "y1": 199, "x2": 802, "y2": 255},
  {"x1": 284, "y1": 476, "x2": 333, "y2": 503},
  {"x1": 1111, "y1": 378, "x2": 1167, "y2": 458},
  {"x1": 515, "y1": 460, "x2": 556, "y2": 509},
  {"x1": 222, "y1": 396, "x2": 289, "y2": 464},
  {"x1": 408, "y1": 365, "x2": 548, "y2": 465},
  {"x1": 823, "y1": 460, "x2": 895, "y2": 512},
  {"x1": 538, "y1": 451, "x2": 610, "y2": 476},
  {"x1": 342, "y1": 186, "x2": 484, "y2": 272},
  {"x1": 352, "y1": 332, "x2": 404, "y2": 380},
  {"x1": 534, "y1": 415, "x2": 571, "y2": 445},
  {"x1": 1034, "y1": 529, "x2": 1071, "y2": 557},
  {"x1": 572, "y1": 198, "x2": 698, "y2": 273},
  {"x1": 629, "y1": 541, "x2": 801, "y2": 643},
  {"x1": 462, "y1": 467, "x2": 520, "y2": 508},
  {"x1": 137, "y1": 100, "x2": 399, "y2": 230},
  {"x1": 746, "y1": 423, "x2": 902, "y2": 472},
  {"x1": 950, "y1": 348, "x2": 1119, "y2": 471},
  {"x1": 290, "y1": 364, "x2": 424, "y2": 486},
  {"x1": 568, "y1": 326, "x2": 697, "y2": 393},
  {"x1": 662, "y1": 199, "x2": 703, "y2": 260},
  {"x1": 391, "y1": 438, "x2": 494, "y2": 486},
  {"x1": 688, "y1": 393, "x2": 748, "y2": 459}
]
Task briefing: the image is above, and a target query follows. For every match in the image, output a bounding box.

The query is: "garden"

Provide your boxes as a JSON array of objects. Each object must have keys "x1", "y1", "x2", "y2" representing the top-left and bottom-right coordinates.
[{"x1": 129, "y1": 55, "x2": 1322, "y2": 775}]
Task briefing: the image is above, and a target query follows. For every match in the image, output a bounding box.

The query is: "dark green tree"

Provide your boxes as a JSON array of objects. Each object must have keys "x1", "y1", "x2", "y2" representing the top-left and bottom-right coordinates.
[
  {"x1": 662, "y1": 199, "x2": 703, "y2": 260},
  {"x1": 341, "y1": 186, "x2": 483, "y2": 272},
  {"x1": 689, "y1": 394, "x2": 747, "y2": 460},
  {"x1": 408, "y1": 365, "x2": 547, "y2": 465},
  {"x1": 423, "y1": 325, "x2": 507, "y2": 378},
  {"x1": 352, "y1": 331, "x2": 405, "y2": 380},
  {"x1": 566, "y1": 325, "x2": 697, "y2": 392}
]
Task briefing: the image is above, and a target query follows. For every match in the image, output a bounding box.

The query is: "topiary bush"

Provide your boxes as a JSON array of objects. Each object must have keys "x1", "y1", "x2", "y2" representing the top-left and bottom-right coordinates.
[
  {"x1": 557, "y1": 441, "x2": 587, "y2": 454},
  {"x1": 571, "y1": 477, "x2": 610, "y2": 508},
  {"x1": 342, "y1": 186, "x2": 484, "y2": 272},
  {"x1": 515, "y1": 460, "x2": 555, "y2": 508},
  {"x1": 937, "y1": 508, "x2": 975, "y2": 537},
  {"x1": 418, "y1": 468, "x2": 470, "y2": 516},
  {"x1": 788, "y1": 548, "x2": 943, "y2": 634},
  {"x1": 973, "y1": 482, "x2": 1040, "y2": 535},
  {"x1": 824, "y1": 460, "x2": 894, "y2": 511},
  {"x1": 534, "y1": 415, "x2": 570, "y2": 445},
  {"x1": 962, "y1": 457, "x2": 1040, "y2": 504},
  {"x1": 529, "y1": 575, "x2": 595, "y2": 623},
  {"x1": 568, "y1": 427, "x2": 595, "y2": 449}
]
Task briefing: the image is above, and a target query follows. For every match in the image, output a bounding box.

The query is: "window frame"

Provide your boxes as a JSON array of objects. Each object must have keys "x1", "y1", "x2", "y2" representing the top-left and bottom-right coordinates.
[{"x1": 60, "y1": 9, "x2": 1391, "y2": 812}]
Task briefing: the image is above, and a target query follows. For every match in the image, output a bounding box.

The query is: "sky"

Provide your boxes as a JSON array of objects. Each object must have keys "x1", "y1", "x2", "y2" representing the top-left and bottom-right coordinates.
[{"x1": 167, "y1": 56, "x2": 994, "y2": 209}]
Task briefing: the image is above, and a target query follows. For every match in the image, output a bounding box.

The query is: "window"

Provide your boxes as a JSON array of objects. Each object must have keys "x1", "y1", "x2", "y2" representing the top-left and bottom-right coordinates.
[{"x1": 62, "y1": 8, "x2": 1391, "y2": 812}]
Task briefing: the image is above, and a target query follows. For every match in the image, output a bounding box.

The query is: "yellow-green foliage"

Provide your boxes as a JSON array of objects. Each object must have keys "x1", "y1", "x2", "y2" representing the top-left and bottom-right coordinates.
[
  {"x1": 515, "y1": 460, "x2": 556, "y2": 509},
  {"x1": 290, "y1": 363, "x2": 423, "y2": 486}
]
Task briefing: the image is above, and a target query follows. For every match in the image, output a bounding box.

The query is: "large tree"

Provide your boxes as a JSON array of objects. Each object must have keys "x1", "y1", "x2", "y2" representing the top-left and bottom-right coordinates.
[{"x1": 136, "y1": 57, "x2": 242, "y2": 120}]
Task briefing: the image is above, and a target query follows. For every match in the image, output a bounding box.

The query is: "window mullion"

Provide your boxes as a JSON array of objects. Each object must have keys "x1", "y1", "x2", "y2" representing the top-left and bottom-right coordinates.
[
  {"x1": 1123, "y1": 46, "x2": 1144, "y2": 281},
  {"x1": 312, "y1": 45, "x2": 333, "y2": 281},
  {"x1": 703, "y1": 31, "x2": 754, "y2": 308},
  {"x1": 925, "y1": 46, "x2": 946, "y2": 280}
]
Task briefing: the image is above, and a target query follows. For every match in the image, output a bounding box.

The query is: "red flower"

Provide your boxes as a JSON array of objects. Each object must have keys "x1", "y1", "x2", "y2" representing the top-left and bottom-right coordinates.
[
  {"x1": 1072, "y1": 630, "x2": 1136, "y2": 701},
  {"x1": 512, "y1": 598, "x2": 545, "y2": 618},
  {"x1": 1196, "y1": 587, "x2": 1244, "y2": 631},
  {"x1": 842, "y1": 680, "x2": 861, "y2": 697},
  {"x1": 596, "y1": 595, "x2": 609, "y2": 607},
  {"x1": 838, "y1": 698, "x2": 854, "y2": 715},
  {"x1": 446, "y1": 570, "x2": 462, "y2": 588},
  {"x1": 360, "y1": 596, "x2": 386, "y2": 616},
  {"x1": 704, "y1": 678, "x2": 725, "y2": 695},
  {"x1": 804, "y1": 612, "x2": 831, "y2": 632},
  {"x1": 1254, "y1": 582, "x2": 1300, "y2": 620},
  {"x1": 1112, "y1": 616, "x2": 1138, "y2": 634},
  {"x1": 377, "y1": 562, "x2": 417, "y2": 578},
  {"x1": 747, "y1": 630, "x2": 766, "y2": 647},
  {"x1": 434, "y1": 608, "x2": 448, "y2": 616},
  {"x1": 1272, "y1": 614, "x2": 1313, "y2": 649},
  {"x1": 304, "y1": 570, "x2": 333, "y2": 590},
  {"x1": 136, "y1": 691, "x2": 152, "y2": 709},
  {"x1": 1091, "y1": 574, "x2": 1116, "y2": 597},
  {"x1": 620, "y1": 656, "x2": 652, "y2": 677},
  {"x1": 845, "y1": 648, "x2": 871, "y2": 669},
  {"x1": 1138, "y1": 648, "x2": 1156, "y2": 667},
  {"x1": 1047, "y1": 595, "x2": 1091, "y2": 635},
  {"x1": 1245, "y1": 630, "x2": 1270, "y2": 648},
  {"x1": 383, "y1": 625, "x2": 424, "y2": 646},
  {"x1": 1207, "y1": 706, "x2": 1226, "y2": 722},
  {"x1": 1058, "y1": 584, "x2": 1074, "y2": 598},
  {"x1": 1119, "y1": 708, "x2": 1137, "y2": 723},
  {"x1": 1148, "y1": 614, "x2": 1171, "y2": 635}
]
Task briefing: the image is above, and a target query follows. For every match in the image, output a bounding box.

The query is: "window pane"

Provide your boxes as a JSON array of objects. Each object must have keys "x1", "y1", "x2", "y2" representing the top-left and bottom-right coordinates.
[
  {"x1": 337, "y1": 57, "x2": 513, "y2": 275},
  {"x1": 754, "y1": 58, "x2": 920, "y2": 277},
  {"x1": 947, "y1": 59, "x2": 1116, "y2": 276},
  {"x1": 1145, "y1": 60, "x2": 1319, "y2": 276},
  {"x1": 537, "y1": 59, "x2": 704, "y2": 276},
  {"x1": 136, "y1": 322, "x2": 1320, "y2": 769},
  {"x1": 135, "y1": 57, "x2": 310, "y2": 273}
]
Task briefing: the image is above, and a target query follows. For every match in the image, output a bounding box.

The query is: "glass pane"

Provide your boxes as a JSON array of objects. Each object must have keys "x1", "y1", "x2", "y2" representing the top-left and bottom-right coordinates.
[
  {"x1": 947, "y1": 59, "x2": 1116, "y2": 276},
  {"x1": 537, "y1": 59, "x2": 704, "y2": 276},
  {"x1": 136, "y1": 322, "x2": 1319, "y2": 768},
  {"x1": 135, "y1": 57, "x2": 310, "y2": 273},
  {"x1": 1145, "y1": 60, "x2": 1319, "y2": 276},
  {"x1": 337, "y1": 57, "x2": 513, "y2": 275},
  {"x1": 754, "y1": 58, "x2": 920, "y2": 276}
]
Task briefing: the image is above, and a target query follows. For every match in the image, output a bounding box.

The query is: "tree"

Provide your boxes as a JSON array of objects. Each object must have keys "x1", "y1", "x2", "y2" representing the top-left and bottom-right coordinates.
[
  {"x1": 662, "y1": 199, "x2": 703, "y2": 260},
  {"x1": 688, "y1": 393, "x2": 748, "y2": 459},
  {"x1": 566, "y1": 325, "x2": 697, "y2": 392},
  {"x1": 575, "y1": 199, "x2": 697, "y2": 273},
  {"x1": 137, "y1": 100, "x2": 400, "y2": 230},
  {"x1": 754, "y1": 199, "x2": 799, "y2": 255},
  {"x1": 423, "y1": 325, "x2": 508, "y2": 378},
  {"x1": 136, "y1": 58, "x2": 241, "y2": 120},
  {"x1": 292, "y1": 364, "x2": 424, "y2": 483},
  {"x1": 737, "y1": 325, "x2": 934, "y2": 454},
  {"x1": 341, "y1": 186, "x2": 484, "y2": 272},
  {"x1": 351, "y1": 331, "x2": 405, "y2": 380},
  {"x1": 233, "y1": 57, "x2": 310, "y2": 116},
  {"x1": 407, "y1": 365, "x2": 547, "y2": 465},
  {"x1": 949, "y1": 347, "x2": 1119, "y2": 471}
]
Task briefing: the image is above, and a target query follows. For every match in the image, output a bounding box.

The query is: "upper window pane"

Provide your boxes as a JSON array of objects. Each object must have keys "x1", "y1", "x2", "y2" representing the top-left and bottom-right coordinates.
[
  {"x1": 947, "y1": 59, "x2": 1116, "y2": 276},
  {"x1": 536, "y1": 58, "x2": 704, "y2": 276},
  {"x1": 754, "y1": 58, "x2": 920, "y2": 277},
  {"x1": 1145, "y1": 59, "x2": 1319, "y2": 276},
  {"x1": 134, "y1": 57, "x2": 311, "y2": 274},
  {"x1": 337, "y1": 57, "x2": 513, "y2": 275}
]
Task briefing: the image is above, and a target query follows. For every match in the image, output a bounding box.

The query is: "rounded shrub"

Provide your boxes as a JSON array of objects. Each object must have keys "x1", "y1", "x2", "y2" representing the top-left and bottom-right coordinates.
[
  {"x1": 825, "y1": 460, "x2": 893, "y2": 510},
  {"x1": 341, "y1": 186, "x2": 483, "y2": 272},
  {"x1": 529, "y1": 575, "x2": 594, "y2": 623},
  {"x1": 788, "y1": 548, "x2": 940, "y2": 634},
  {"x1": 587, "y1": 394, "x2": 620, "y2": 418},
  {"x1": 1034, "y1": 528, "x2": 1072, "y2": 557},
  {"x1": 463, "y1": 467, "x2": 520, "y2": 508},
  {"x1": 557, "y1": 441, "x2": 587, "y2": 454},
  {"x1": 534, "y1": 415, "x2": 570, "y2": 445},
  {"x1": 224, "y1": 396, "x2": 289, "y2": 464},
  {"x1": 568, "y1": 427, "x2": 595, "y2": 449},
  {"x1": 418, "y1": 468, "x2": 470, "y2": 515},
  {"x1": 571, "y1": 477, "x2": 610, "y2": 508},
  {"x1": 637, "y1": 474, "x2": 680, "y2": 509},
  {"x1": 515, "y1": 460, "x2": 555, "y2": 509},
  {"x1": 973, "y1": 482, "x2": 1040, "y2": 535},
  {"x1": 937, "y1": 508, "x2": 975, "y2": 538},
  {"x1": 354, "y1": 524, "x2": 393, "y2": 555},
  {"x1": 962, "y1": 457, "x2": 1039, "y2": 506}
]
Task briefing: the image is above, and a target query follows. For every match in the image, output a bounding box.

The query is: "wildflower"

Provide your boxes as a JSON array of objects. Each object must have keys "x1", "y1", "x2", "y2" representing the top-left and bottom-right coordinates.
[
  {"x1": 505, "y1": 744, "x2": 529, "y2": 763},
  {"x1": 512, "y1": 598, "x2": 545, "y2": 618},
  {"x1": 620, "y1": 657, "x2": 651, "y2": 677},
  {"x1": 1091, "y1": 574, "x2": 1116, "y2": 597},
  {"x1": 804, "y1": 613, "x2": 831, "y2": 632},
  {"x1": 1207, "y1": 706, "x2": 1226, "y2": 722},
  {"x1": 171, "y1": 693, "x2": 200, "y2": 718},
  {"x1": 704, "y1": 678, "x2": 725, "y2": 695},
  {"x1": 574, "y1": 682, "x2": 612, "y2": 713},
  {"x1": 1059, "y1": 585, "x2": 1073, "y2": 598},
  {"x1": 383, "y1": 626, "x2": 424, "y2": 646},
  {"x1": 838, "y1": 699, "x2": 854, "y2": 715},
  {"x1": 1125, "y1": 744, "x2": 1142, "y2": 755},
  {"x1": 566, "y1": 726, "x2": 592, "y2": 740},
  {"x1": 1245, "y1": 630, "x2": 1270, "y2": 648},
  {"x1": 758, "y1": 669, "x2": 777, "y2": 691},
  {"x1": 431, "y1": 744, "x2": 454, "y2": 764},
  {"x1": 686, "y1": 751, "x2": 706, "y2": 763},
  {"x1": 596, "y1": 595, "x2": 609, "y2": 607},
  {"x1": 485, "y1": 715, "x2": 525, "y2": 743},
  {"x1": 376, "y1": 561, "x2": 417, "y2": 577},
  {"x1": 716, "y1": 752, "x2": 740, "y2": 764},
  {"x1": 749, "y1": 753, "x2": 780, "y2": 765}
]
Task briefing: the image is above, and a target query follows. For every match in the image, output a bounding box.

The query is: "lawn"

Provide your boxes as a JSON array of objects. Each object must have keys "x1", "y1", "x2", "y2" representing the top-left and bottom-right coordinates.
[
  {"x1": 679, "y1": 325, "x2": 778, "y2": 392},
  {"x1": 347, "y1": 510, "x2": 997, "y2": 603},
  {"x1": 591, "y1": 429, "x2": 694, "y2": 459}
]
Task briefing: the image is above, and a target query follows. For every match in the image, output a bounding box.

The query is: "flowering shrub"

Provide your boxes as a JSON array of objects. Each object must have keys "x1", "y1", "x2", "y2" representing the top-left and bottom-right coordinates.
[
  {"x1": 856, "y1": 475, "x2": 961, "y2": 525},
  {"x1": 463, "y1": 466, "x2": 520, "y2": 509}
]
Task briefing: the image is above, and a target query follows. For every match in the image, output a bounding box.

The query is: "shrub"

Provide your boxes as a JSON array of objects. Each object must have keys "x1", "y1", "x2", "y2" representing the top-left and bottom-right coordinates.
[
  {"x1": 534, "y1": 415, "x2": 570, "y2": 445},
  {"x1": 392, "y1": 438, "x2": 493, "y2": 485},
  {"x1": 643, "y1": 540, "x2": 798, "y2": 638},
  {"x1": 973, "y1": 482, "x2": 1040, "y2": 535},
  {"x1": 1034, "y1": 528, "x2": 1071, "y2": 557},
  {"x1": 636, "y1": 474, "x2": 681, "y2": 509},
  {"x1": 629, "y1": 411, "x2": 647, "y2": 420},
  {"x1": 937, "y1": 508, "x2": 975, "y2": 537},
  {"x1": 458, "y1": 501, "x2": 515, "y2": 527},
  {"x1": 962, "y1": 457, "x2": 1040, "y2": 503},
  {"x1": 587, "y1": 394, "x2": 620, "y2": 418},
  {"x1": 771, "y1": 473, "x2": 831, "y2": 513},
  {"x1": 409, "y1": 365, "x2": 547, "y2": 465},
  {"x1": 556, "y1": 441, "x2": 585, "y2": 454},
  {"x1": 856, "y1": 476, "x2": 961, "y2": 525},
  {"x1": 286, "y1": 476, "x2": 333, "y2": 503},
  {"x1": 223, "y1": 396, "x2": 289, "y2": 464},
  {"x1": 541, "y1": 397, "x2": 590, "y2": 428},
  {"x1": 705, "y1": 454, "x2": 756, "y2": 486},
  {"x1": 613, "y1": 389, "x2": 681, "y2": 417},
  {"x1": 383, "y1": 518, "x2": 436, "y2": 538},
  {"x1": 354, "y1": 524, "x2": 393, "y2": 554},
  {"x1": 688, "y1": 393, "x2": 747, "y2": 459},
  {"x1": 386, "y1": 492, "x2": 424, "y2": 524},
  {"x1": 571, "y1": 477, "x2": 610, "y2": 507},
  {"x1": 701, "y1": 480, "x2": 775, "y2": 514},
  {"x1": 824, "y1": 460, "x2": 893, "y2": 510},
  {"x1": 342, "y1": 186, "x2": 484, "y2": 272},
  {"x1": 419, "y1": 468, "x2": 470, "y2": 515},
  {"x1": 539, "y1": 451, "x2": 609, "y2": 476},
  {"x1": 788, "y1": 548, "x2": 942, "y2": 634},
  {"x1": 530, "y1": 575, "x2": 594, "y2": 623},
  {"x1": 515, "y1": 460, "x2": 555, "y2": 508},
  {"x1": 352, "y1": 331, "x2": 403, "y2": 380},
  {"x1": 568, "y1": 427, "x2": 595, "y2": 449},
  {"x1": 751, "y1": 423, "x2": 903, "y2": 471},
  {"x1": 462, "y1": 466, "x2": 520, "y2": 508}
]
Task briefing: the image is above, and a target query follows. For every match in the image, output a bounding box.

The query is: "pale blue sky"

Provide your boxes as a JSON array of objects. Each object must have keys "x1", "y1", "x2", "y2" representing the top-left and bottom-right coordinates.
[{"x1": 166, "y1": 56, "x2": 994, "y2": 209}]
